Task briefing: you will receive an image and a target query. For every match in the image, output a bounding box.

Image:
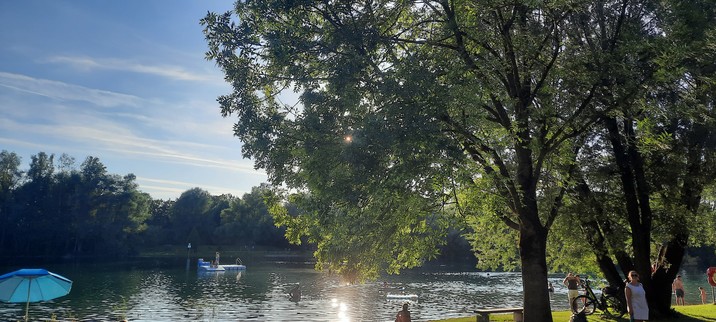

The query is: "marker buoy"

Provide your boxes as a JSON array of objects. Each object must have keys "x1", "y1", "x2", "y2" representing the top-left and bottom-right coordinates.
[{"x1": 707, "y1": 267, "x2": 716, "y2": 287}]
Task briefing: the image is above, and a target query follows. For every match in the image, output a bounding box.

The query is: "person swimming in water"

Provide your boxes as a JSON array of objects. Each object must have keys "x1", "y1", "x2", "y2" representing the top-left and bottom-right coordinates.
[
  {"x1": 395, "y1": 303, "x2": 411, "y2": 322},
  {"x1": 289, "y1": 284, "x2": 301, "y2": 302}
]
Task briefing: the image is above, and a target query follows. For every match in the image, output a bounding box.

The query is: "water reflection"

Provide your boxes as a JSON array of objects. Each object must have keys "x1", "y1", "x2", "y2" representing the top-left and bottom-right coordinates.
[{"x1": 0, "y1": 260, "x2": 707, "y2": 321}]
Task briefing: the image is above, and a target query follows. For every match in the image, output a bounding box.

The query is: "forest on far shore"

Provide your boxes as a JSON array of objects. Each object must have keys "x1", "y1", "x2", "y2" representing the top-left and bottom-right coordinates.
[
  {"x1": 0, "y1": 150, "x2": 475, "y2": 262},
  {"x1": 0, "y1": 150, "x2": 299, "y2": 258}
]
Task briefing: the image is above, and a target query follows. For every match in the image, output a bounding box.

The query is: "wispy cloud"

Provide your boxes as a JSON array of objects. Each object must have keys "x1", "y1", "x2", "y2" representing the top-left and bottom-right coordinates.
[
  {"x1": 1, "y1": 109, "x2": 264, "y2": 177},
  {"x1": 0, "y1": 71, "x2": 256, "y2": 176},
  {"x1": 0, "y1": 136, "x2": 51, "y2": 152},
  {"x1": 45, "y1": 55, "x2": 217, "y2": 82},
  {"x1": 137, "y1": 184, "x2": 190, "y2": 198},
  {"x1": 0, "y1": 72, "x2": 143, "y2": 107},
  {"x1": 136, "y1": 177, "x2": 253, "y2": 197}
]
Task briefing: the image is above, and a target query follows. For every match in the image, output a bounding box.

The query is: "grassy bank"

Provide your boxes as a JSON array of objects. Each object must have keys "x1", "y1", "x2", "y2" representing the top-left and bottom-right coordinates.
[{"x1": 429, "y1": 304, "x2": 716, "y2": 321}]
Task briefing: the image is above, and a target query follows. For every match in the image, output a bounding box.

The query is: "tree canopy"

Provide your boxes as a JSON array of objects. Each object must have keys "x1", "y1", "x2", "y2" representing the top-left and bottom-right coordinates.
[{"x1": 203, "y1": 0, "x2": 716, "y2": 320}]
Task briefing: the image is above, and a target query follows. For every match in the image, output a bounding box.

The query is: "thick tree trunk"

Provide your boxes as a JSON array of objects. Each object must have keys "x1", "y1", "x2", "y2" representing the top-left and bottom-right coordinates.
[
  {"x1": 519, "y1": 214, "x2": 552, "y2": 322},
  {"x1": 649, "y1": 239, "x2": 687, "y2": 317}
]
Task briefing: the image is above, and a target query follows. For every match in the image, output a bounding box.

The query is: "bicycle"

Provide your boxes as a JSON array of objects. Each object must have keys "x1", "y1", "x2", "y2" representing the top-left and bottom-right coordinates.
[{"x1": 572, "y1": 277, "x2": 626, "y2": 318}]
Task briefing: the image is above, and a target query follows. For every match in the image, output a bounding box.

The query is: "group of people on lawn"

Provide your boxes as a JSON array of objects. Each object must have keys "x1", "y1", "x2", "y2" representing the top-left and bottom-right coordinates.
[
  {"x1": 563, "y1": 271, "x2": 649, "y2": 322},
  {"x1": 563, "y1": 271, "x2": 709, "y2": 322}
]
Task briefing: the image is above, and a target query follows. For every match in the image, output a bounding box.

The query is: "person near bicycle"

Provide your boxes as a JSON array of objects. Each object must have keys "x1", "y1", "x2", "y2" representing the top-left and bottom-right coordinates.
[
  {"x1": 563, "y1": 273, "x2": 581, "y2": 312},
  {"x1": 576, "y1": 274, "x2": 586, "y2": 297},
  {"x1": 625, "y1": 270, "x2": 649, "y2": 321}
]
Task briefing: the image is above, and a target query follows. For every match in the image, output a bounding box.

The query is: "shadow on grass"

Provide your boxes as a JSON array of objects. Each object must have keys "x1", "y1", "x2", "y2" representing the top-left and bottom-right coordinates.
[
  {"x1": 559, "y1": 309, "x2": 715, "y2": 322},
  {"x1": 668, "y1": 313, "x2": 716, "y2": 322}
]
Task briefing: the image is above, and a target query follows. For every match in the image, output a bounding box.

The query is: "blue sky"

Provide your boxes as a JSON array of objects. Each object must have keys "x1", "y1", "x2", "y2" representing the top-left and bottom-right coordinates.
[{"x1": 0, "y1": 1, "x2": 269, "y2": 200}]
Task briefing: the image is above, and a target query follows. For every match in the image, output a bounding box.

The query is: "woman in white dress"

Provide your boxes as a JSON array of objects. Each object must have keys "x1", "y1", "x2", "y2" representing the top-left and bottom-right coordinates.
[{"x1": 625, "y1": 270, "x2": 649, "y2": 321}]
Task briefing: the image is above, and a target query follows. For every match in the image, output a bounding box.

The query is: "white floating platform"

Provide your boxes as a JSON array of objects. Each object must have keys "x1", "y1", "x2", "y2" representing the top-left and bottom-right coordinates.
[
  {"x1": 387, "y1": 293, "x2": 418, "y2": 300},
  {"x1": 197, "y1": 258, "x2": 246, "y2": 271}
]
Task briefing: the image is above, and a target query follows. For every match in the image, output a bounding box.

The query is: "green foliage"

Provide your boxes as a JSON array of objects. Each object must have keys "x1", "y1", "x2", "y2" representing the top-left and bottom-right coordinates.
[
  {"x1": 1, "y1": 152, "x2": 153, "y2": 256},
  {"x1": 457, "y1": 176, "x2": 520, "y2": 270},
  {"x1": 547, "y1": 202, "x2": 604, "y2": 275},
  {"x1": 202, "y1": 1, "x2": 715, "y2": 318},
  {"x1": 202, "y1": 0, "x2": 612, "y2": 282},
  {"x1": 214, "y1": 184, "x2": 290, "y2": 247},
  {"x1": 268, "y1": 185, "x2": 451, "y2": 282},
  {"x1": 690, "y1": 187, "x2": 716, "y2": 247},
  {"x1": 171, "y1": 188, "x2": 217, "y2": 244},
  {"x1": 2, "y1": 151, "x2": 295, "y2": 258}
]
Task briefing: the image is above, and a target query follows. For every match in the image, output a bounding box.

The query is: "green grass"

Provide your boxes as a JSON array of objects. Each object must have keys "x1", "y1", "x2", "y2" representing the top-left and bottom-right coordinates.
[
  {"x1": 674, "y1": 304, "x2": 716, "y2": 321},
  {"x1": 428, "y1": 304, "x2": 716, "y2": 321}
]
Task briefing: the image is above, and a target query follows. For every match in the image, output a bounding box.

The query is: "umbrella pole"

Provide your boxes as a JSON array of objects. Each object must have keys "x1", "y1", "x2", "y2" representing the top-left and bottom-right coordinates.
[{"x1": 25, "y1": 278, "x2": 31, "y2": 322}]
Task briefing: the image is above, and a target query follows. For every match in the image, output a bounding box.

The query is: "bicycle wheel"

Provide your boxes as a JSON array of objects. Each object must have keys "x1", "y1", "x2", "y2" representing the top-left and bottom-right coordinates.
[
  {"x1": 603, "y1": 295, "x2": 626, "y2": 318},
  {"x1": 573, "y1": 295, "x2": 596, "y2": 315}
]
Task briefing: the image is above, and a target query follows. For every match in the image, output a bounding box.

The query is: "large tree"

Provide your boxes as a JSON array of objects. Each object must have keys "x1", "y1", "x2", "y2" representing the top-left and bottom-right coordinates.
[
  {"x1": 527, "y1": 1, "x2": 716, "y2": 318},
  {"x1": 170, "y1": 187, "x2": 216, "y2": 245},
  {"x1": 203, "y1": 1, "x2": 656, "y2": 320},
  {"x1": 562, "y1": 0, "x2": 716, "y2": 316}
]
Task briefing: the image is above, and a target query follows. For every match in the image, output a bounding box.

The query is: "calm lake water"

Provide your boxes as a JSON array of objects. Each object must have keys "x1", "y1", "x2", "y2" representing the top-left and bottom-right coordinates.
[{"x1": 0, "y1": 257, "x2": 709, "y2": 321}]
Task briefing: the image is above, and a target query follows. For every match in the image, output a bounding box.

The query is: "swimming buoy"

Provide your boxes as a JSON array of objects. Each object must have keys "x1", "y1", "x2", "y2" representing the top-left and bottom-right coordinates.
[{"x1": 707, "y1": 267, "x2": 716, "y2": 287}]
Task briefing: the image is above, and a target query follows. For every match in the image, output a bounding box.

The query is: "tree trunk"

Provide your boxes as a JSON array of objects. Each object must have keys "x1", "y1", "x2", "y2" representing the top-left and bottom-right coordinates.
[
  {"x1": 519, "y1": 215, "x2": 552, "y2": 322},
  {"x1": 649, "y1": 240, "x2": 686, "y2": 317}
]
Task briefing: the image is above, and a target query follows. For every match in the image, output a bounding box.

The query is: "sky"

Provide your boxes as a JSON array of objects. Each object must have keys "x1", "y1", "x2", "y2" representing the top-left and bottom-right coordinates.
[{"x1": 0, "y1": 0, "x2": 269, "y2": 200}]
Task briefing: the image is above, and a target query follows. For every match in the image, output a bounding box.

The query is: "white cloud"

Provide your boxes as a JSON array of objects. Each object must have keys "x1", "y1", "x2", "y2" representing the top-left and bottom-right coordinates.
[
  {"x1": 1, "y1": 102, "x2": 264, "y2": 177},
  {"x1": 0, "y1": 136, "x2": 50, "y2": 151},
  {"x1": 0, "y1": 71, "x2": 143, "y2": 107},
  {"x1": 45, "y1": 55, "x2": 219, "y2": 82},
  {"x1": 136, "y1": 176, "x2": 253, "y2": 197}
]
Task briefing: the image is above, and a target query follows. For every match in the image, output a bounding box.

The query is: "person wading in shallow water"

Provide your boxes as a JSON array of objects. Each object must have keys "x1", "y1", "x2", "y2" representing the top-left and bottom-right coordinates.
[
  {"x1": 289, "y1": 284, "x2": 301, "y2": 302},
  {"x1": 395, "y1": 303, "x2": 411, "y2": 322}
]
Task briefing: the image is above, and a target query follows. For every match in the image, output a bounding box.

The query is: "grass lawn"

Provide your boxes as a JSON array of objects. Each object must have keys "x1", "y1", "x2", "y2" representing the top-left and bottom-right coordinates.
[{"x1": 428, "y1": 304, "x2": 716, "y2": 321}]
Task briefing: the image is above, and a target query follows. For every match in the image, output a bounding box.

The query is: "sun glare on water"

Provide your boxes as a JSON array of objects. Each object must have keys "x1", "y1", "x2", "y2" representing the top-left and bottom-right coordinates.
[{"x1": 331, "y1": 298, "x2": 350, "y2": 322}]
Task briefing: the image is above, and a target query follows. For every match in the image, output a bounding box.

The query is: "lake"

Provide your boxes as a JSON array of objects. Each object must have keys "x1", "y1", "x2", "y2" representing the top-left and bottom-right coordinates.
[{"x1": 0, "y1": 257, "x2": 709, "y2": 321}]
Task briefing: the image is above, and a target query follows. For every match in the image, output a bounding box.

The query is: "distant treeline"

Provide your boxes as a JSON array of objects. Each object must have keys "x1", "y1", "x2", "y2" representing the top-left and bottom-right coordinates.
[{"x1": 0, "y1": 151, "x2": 296, "y2": 258}]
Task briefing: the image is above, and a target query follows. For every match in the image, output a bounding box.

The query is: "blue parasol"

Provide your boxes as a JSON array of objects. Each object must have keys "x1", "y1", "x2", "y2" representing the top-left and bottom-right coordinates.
[{"x1": 0, "y1": 268, "x2": 73, "y2": 322}]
